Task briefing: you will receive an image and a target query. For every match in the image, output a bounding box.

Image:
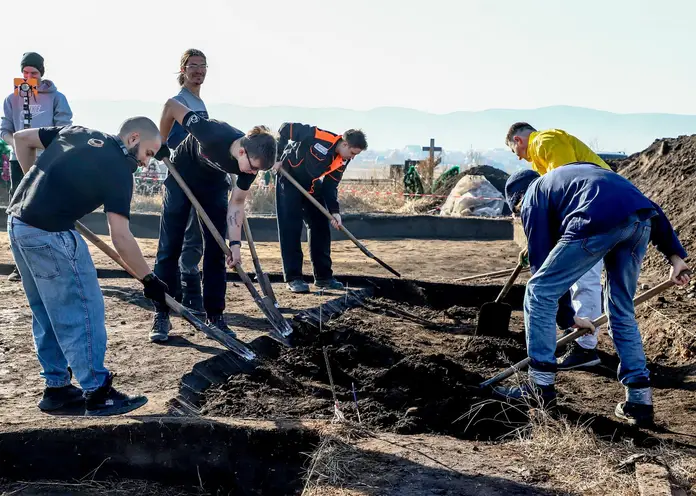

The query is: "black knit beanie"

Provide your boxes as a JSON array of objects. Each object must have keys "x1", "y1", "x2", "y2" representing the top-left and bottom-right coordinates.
[{"x1": 21, "y1": 52, "x2": 45, "y2": 76}]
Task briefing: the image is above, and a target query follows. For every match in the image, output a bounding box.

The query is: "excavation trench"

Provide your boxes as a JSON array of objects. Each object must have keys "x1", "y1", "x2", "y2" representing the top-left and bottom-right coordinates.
[{"x1": 0, "y1": 419, "x2": 318, "y2": 495}]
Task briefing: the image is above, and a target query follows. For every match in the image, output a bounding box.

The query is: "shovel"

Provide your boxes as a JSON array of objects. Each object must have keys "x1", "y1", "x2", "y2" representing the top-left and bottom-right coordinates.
[
  {"x1": 479, "y1": 270, "x2": 691, "y2": 389},
  {"x1": 243, "y1": 216, "x2": 278, "y2": 308},
  {"x1": 475, "y1": 256, "x2": 527, "y2": 336},
  {"x1": 161, "y1": 158, "x2": 293, "y2": 343},
  {"x1": 455, "y1": 266, "x2": 530, "y2": 283},
  {"x1": 74, "y1": 221, "x2": 256, "y2": 361}
]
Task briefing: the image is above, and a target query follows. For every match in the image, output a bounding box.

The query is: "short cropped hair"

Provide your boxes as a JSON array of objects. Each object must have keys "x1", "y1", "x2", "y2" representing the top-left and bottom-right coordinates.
[
  {"x1": 343, "y1": 129, "x2": 368, "y2": 150},
  {"x1": 505, "y1": 122, "x2": 537, "y2": 146},
  {"x1": 118, "y1": 116, "x2": 160, "y2": 140}
]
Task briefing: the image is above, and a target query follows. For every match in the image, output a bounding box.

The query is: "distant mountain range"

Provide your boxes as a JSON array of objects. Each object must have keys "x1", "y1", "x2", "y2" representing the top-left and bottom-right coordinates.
[{"x1": 69, "y1": 100, "x2": 696, "y2": 161}]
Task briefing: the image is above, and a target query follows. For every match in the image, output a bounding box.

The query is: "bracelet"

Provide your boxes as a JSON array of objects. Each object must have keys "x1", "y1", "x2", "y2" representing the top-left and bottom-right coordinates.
[{"x1": 229, "y1": 240, "x2": 241, "y2": 247}]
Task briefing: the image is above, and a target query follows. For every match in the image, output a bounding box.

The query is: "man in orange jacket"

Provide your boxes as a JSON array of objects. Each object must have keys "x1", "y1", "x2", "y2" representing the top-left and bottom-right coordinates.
[
  {"x1": 506, "y1": 122, "x2": 611, "y2": 370},
  {"x1": 274, "y1": 123, "x2": 367, "y2": 293}
]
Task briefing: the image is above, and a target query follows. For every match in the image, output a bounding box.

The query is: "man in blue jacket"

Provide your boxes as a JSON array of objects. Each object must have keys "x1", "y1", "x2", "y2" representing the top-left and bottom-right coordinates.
[{"x1": 497, "y1": 163, "x2": 690, "y2": 426}]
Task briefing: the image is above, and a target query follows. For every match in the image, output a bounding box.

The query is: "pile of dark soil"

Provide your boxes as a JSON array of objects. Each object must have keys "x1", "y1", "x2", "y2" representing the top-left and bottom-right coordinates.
[
  {"x1": 616, "y1": 135, "x2": 696, "y2": 275},
  {"x1": 201, "y1": 298, "x2": 527, "y2": 439}
]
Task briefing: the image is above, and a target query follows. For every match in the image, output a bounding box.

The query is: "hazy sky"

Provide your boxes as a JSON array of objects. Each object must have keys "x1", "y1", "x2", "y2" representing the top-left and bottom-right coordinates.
[{"x1": 3, "y1": 0, "x2": 695, "y2": 115}]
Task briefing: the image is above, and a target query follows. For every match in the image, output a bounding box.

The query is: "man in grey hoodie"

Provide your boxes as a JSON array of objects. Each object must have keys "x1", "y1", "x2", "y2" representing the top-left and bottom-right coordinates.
[{"x1": 1, "y1": 52, "x2": 73, "y2": 281}]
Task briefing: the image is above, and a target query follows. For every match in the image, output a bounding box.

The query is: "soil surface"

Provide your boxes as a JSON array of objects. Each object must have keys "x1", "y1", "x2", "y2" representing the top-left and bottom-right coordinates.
[
  {"x1": 616, "y1": 135, "x2": 696, "y2": 276},
  {"x1": 202, "y1": 297, "x2": 527, "y2": 439},
  {"x1": 0, "y1": 233, "x2": 524, "y2": 284},
  {"x1": 201, "y1": 292, "x2": 696, "y2": 449},
  {"x1": 0, "y1": 235, "x2": 524, "y2": 425}
]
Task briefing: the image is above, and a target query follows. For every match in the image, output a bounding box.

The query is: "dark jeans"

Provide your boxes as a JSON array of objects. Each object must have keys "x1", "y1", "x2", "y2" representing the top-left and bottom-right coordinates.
[
  {"x1": 276, "y1": 174, "x2": 332, "y2": 282},
  {"x1": 154, "y1": 173, "x2": 228, "y2": 315},
  {"x1": 179, "y1": 207, "x2": 203, "y2": 276},
  {"x1": 9, "y1": 160, "x2": 23, "y2": 199}
]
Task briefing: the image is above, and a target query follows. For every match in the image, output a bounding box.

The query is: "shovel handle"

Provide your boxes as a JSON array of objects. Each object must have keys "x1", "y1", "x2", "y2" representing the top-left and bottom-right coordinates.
[{"x1": 495, "y1": 262, "x2": 526, "y2": 303}]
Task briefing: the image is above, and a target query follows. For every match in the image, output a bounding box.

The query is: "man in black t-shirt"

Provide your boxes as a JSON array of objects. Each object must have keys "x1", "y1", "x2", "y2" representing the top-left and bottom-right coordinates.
[
  {"x1": 7, "y1": 117, "x2": 169, "y2": 416},
  {"x1": 150, "y1": 99, "x2": 277, "y2": 342}
]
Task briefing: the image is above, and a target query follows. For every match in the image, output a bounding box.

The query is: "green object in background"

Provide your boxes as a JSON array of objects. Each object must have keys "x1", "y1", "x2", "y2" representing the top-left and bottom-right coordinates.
[
  {"x1": 431, "y1": 165, "x2": 460, "y2": 193},
  {"x1": 403, "y1": 165, "x2": 424, "y2": 196}
]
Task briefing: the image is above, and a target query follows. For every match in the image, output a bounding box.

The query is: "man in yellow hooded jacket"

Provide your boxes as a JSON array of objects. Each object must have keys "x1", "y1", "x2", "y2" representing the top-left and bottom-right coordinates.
[{"x1": 505, "y1": 122, "x2": 611, "y2": 370}]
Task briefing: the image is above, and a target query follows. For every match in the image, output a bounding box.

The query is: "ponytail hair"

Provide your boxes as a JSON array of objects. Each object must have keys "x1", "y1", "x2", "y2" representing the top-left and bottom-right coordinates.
[{"x1": 178, "y1": 48, "x2": 207, "y2": 86}]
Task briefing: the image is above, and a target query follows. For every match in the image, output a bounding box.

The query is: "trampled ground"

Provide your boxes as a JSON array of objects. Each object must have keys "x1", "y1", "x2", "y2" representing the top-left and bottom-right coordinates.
[{"x1": 0, "y1": 233, "x2": 695, "y2": 495}]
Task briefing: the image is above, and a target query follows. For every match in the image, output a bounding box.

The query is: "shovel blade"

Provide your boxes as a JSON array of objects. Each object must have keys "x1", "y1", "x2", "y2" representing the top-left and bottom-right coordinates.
[{"x1": 475, "y1": 302, "x2": 512, "y2": 336}]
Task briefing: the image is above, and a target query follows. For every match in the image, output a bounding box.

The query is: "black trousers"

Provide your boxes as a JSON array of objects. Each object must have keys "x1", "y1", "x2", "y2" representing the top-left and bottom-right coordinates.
[
  {"x1": 154, "y1": 172, "x2": 228, "y2": 315},
  {"x1": 9, "y1": 160, "x2": 23, "y2": 199},
  {"x1": 275, "y1": 174, "x2": 333, "y2": 282}
]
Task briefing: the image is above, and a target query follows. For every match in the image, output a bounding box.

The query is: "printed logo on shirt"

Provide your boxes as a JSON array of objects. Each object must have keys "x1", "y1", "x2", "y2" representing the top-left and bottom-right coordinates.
[
  {"x1": 28, "y1": 104, "x2": 43, "y2": 116},
  {"x1": 186, "y1": 114, "x2": 200, "y2": 127},
  {"x1": 87, "y1": 138, "x2": 104, "y2": 148},
  {"x1": 313, "y1": 143, "x2": 328, "y2": 155}
]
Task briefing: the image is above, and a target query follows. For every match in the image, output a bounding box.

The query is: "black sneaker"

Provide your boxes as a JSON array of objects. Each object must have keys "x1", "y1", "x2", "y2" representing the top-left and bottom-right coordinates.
[
  {"x1": 149, "y1": 312, "x2": 171, "y2": 343},
  {"x1": 84, "y1": 373, "x2": 147, "y2": 417},
  {"x1": 38, "y1": 384, "x2": 84, "y2": 412},
  {"x1": 557, "y1": 341, "x2": 601, "y2": 370},
  {"x1": 615, "y1": 401, "x2": 654, "y2": 427},
  {"x1": 314, "y1": 278, "x2": 345, "y2": 290},
  {"x1": 492, "y1": 382, "x2": 557, "y2": 408},
  {"x1": 7, "y1": 266, "x2": 21, "y2": 282},
  {"x1": 206, "y1": 314, "x2": 237, "y2": 339},
  {"x1": 287, "y1": 279, "x2": 310, "y2": 293}
]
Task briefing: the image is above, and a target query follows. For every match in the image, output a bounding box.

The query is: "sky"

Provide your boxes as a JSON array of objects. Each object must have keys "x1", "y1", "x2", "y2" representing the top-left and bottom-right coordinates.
[{"x1": 3, "y1": 0, "x2": 696, "y2": 116}]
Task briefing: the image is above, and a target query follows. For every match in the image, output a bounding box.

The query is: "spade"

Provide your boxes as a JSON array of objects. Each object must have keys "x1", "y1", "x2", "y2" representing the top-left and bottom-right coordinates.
[{"x1": 475, "y1": 259, "x2": 526, "y2": 336}]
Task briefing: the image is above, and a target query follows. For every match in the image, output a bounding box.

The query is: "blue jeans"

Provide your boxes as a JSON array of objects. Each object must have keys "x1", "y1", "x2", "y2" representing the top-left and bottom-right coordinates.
[
  {"x1": 179, "y1": 207, "x2": 203, "y2": 276},
  {"x1": 7, "y1": 216, "x2": 109, "y2": 391},
  {"x1": 525, "y1": 214, "x2": 653, "y2": 387}
]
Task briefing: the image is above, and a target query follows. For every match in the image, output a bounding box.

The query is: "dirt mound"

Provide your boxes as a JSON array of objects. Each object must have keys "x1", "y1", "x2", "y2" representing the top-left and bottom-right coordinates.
[
  {"x1": 617, "y1": 135, "x2": 696, "y2": 275},
  {"x1": 201, "y1": 298, "x2": 527, "y2": 439}
]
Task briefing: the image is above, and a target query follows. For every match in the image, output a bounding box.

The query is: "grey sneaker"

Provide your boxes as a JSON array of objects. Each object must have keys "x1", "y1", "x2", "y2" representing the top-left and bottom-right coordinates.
[
  {"x1": 287, "y1": 279, "x2": 310, "y2": 293},
  {"x1": 314, "y1": 278, "x2": 345, "y2": 290},
  {"x1": 149, "y1": 312, "x2": 171, "y2": 343},
  {"x1": 557, "y1": 341, "x2": 601, "y2": 370},
  {"x1": 7, "y1": 266, "x2": 21, "y2": 282},
  {"x1": 206, "y1": 314, "x2": 237, "y2": 339}
]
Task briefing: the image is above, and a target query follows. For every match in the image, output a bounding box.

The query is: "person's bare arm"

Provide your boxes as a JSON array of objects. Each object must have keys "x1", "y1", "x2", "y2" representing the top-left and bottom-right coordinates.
[
  {"x1": 160, "y1": 98, "x2": 193, "y2": 140},
  {"x1": 13, "y1": 129, "x2": 44, "y2": 173},
  {"x1": 225, "y1": 187, "x2": 250, "y2": 267},
  {"x1": 107, "y1": 212, "x2": 153, "y2": 280}
]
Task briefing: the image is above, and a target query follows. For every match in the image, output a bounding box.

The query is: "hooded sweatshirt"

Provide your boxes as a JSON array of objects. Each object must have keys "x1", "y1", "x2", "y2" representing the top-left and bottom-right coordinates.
[{"x1": 1, "y1": 79, "x2": 73, "y2": 160}]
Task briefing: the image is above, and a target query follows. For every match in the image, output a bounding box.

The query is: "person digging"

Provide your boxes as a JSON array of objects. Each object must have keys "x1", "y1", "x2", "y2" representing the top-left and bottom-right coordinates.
[
  {"x1": 506, "y1": 122, "x2": 612, "y2": 370},
  {"x1": 151, "y1": 99, "x2": 277, "y2": 342},
  {"x1": 274, "y1": 122, "x2": 367, "y2": 293},
  {"x1": 495, "y1": 164, "x2": 690, "y2": 427},
  {"x1": 7, "y1": 117, "x2": 168, "y2": 416}
]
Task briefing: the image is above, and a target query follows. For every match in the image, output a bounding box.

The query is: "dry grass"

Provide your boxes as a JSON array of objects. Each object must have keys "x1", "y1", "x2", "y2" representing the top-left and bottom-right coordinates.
[
  {"x1": 514, "y1": 408, "x2": 696, "y2": 495},
  {"x1": 0, "y1": 478, "x2": 203, "y2": 495},
  {"x1": 128, "y1": 175, "x2": 431, "y2": 216}
]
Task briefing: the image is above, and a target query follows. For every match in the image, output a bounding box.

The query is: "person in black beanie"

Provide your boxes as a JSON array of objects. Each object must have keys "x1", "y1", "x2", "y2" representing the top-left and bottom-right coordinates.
[{"x1": 1, "y1": 52, "x2": 73, "y2": 281}]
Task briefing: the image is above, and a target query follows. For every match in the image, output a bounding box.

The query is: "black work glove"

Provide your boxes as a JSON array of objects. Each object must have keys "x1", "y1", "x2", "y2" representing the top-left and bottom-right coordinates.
[
  {"x1": 142, "y1": 273, "x2": 169, "y2": 304},
  {"x1": 155, "y1": 144, "x2": 171, "y2": 161}
]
